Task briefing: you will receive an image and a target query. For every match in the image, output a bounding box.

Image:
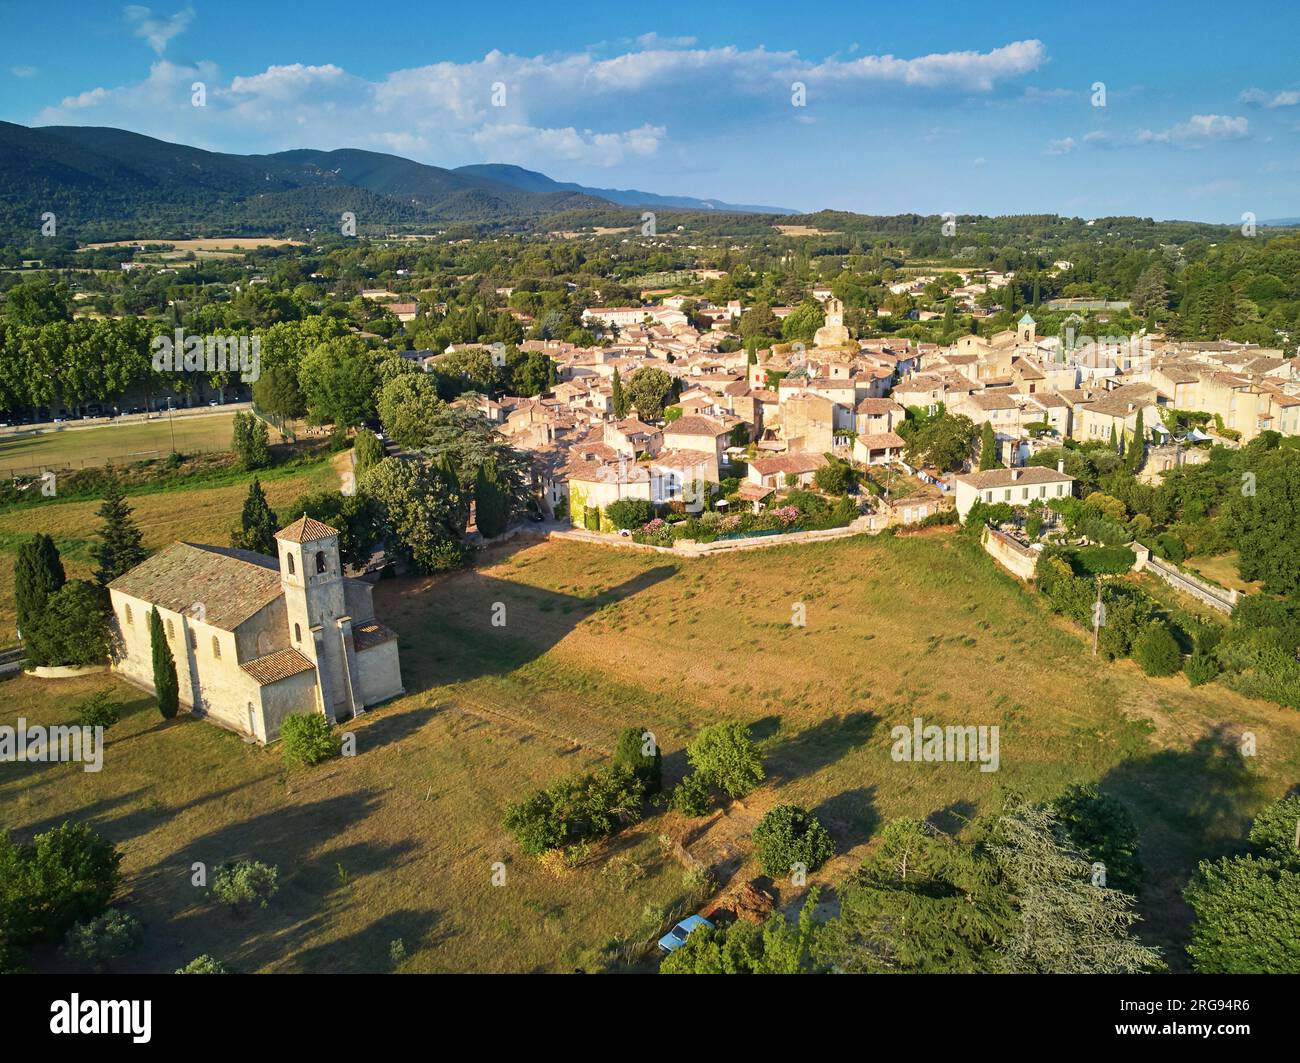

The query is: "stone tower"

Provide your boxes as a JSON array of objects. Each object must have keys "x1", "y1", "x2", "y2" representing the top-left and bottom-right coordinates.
[
  {"x1": 814, "y1": 296, "x2": 851, "y2": 348},
  {"x1": 275, "y1": 515, "x2": 362, "y2": 722},
  {"x1": 1018, "y1": 312, "x2": 1037, "y2": 346}
]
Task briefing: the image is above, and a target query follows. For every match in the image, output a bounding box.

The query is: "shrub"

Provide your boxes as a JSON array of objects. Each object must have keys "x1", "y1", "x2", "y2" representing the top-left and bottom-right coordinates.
[
  {"x1": 0, "y1": 821, "x2": 122, "y2": 944},
  {"x1": 211, "y1": 860, "x2": 279, "y2": 911},
  {"x1": 606, "y1": 498, "x2": 655, "y2": 530},
  {"x1": 1071, "y1": 546, "x2": 1136, "y2": 576},
  {"x1": 669, "y1": 773, "x2": 713, "y2": 817},
  {"x1": 63, "y1": 909, "x2": 143, "y2": 971},
  {"x1": 25, "y1": 580, "x2": 112, "y2": 667},
  {"x1": 280, "y1": 713, "x2": 340, "y2": 767},
  {"x1": 75, "y1": 690, "x2": 121, "y2": 730},
  {"x1": 503, "y1": 765, "x2": 646, "y2": 856},
  {"x1": 752, "y1": 804, "x2": 835, "y2": 878},
  {"x1": 686, "y1": 722, "x2": 764, "y2": 799},
  {"x1": 1155, "y1": 532, "x2": 1186, "y2": 563},
  {"x1": 1184, "y1": 652, "x2": 1220, "y2": 687},
  {"x1": 1051, "y1": 784, "x2": 1143, "y2": 893},
  {"x1": 1133, "y1": 622, "x2": 1182, "y2": 677},
  {"x1": 612, "y1": 726, "x2": 663, "y2": 793},
  {"x1": 176, "y1": 954, "x2": 229, "y2": 974}
]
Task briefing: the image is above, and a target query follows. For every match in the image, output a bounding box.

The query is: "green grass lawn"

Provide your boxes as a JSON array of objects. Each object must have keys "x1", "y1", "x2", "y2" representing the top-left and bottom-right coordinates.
[
  {"x1": 0, "y1": 412, "x2": 240, "y2": 475},
  {"x1": 3, "y1": 531, "x2": 1298, "y2": 972}
]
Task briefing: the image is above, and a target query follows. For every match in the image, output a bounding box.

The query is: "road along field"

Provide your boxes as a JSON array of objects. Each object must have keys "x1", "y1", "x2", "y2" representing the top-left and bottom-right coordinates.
[{"x1": 2, "y1": 532, "x2": 1296, "y2": 972}]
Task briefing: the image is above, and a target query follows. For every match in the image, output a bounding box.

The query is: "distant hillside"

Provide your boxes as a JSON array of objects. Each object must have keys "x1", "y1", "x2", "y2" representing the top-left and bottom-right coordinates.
[
  {"x1": 0, "y1": 123, "x2": 614, "y2": 242},
  {"x1": 454, "y1": 162, "x2": 797, "y2": 215}
]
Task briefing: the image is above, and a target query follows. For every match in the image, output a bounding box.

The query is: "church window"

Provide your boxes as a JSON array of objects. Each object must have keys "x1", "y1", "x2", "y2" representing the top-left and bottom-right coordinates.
[
  {"x1": 189, "y1": 629, "x2": 197, "y2": 650},
  {"x1": 315, "y1": 551, "x2": 326, "y2": 574},
  {"x1": 212, "y1": 636, "x2": 221, "y2": 660},
  {"x1": 124, "y1": 604, "x2": 133, "y2": 627},
  {"x1": 294, "y1": 623, "x2": 302, "y2": 644},
  {"x1": 166, "y1": 618, "x2": 174, "y2": 639},
  {"x1": 287, "y1": 552, "x2": 295, "y2": 575}
]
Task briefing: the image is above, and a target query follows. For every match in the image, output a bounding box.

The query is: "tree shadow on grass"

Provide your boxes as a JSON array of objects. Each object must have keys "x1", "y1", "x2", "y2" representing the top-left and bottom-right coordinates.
[
  {"x1": 287, "y1": 908, "x2": 446, "y2": 973},
  {"x1": 1097, "y1": 723, "x2": 1266, "y2": 959},
  {"x1": 764, "y1": 711, "x2": 877, "y2": 785},
  {"x1": 377, "y1": 564, "x2": 679, "y2": 692},
  {"x1": 349, "y1": 703, "x2": 441, "y2": 752},
  {"x1": 812, "y1": 785, "x2": 880, "y2": 854}
]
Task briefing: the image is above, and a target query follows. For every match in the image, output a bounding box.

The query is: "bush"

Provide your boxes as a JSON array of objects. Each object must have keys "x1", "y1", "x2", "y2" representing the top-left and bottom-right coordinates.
[
  {"x1": 1133, "y1": 622, "x2": 1182, "y2": 677},
  {"x1": 1071, "y1": 546, "x2": 1136, "y2": 576},
  {"x1": 1155, "y1": 532, "x2": 1186, "y2": 563},
  {"x1": 669, "y1": 773, "x2": 713, "y2": 817},
  {"x1": 752, "y1": 804, "x2": 835, "y2": 878},
  {"x1": 612, "y1": 727, "x2": 663, "y2": 793},
  {"x1": 1184, "y1": 652, "x2": 1220, "y2": 687},
  {"x1": 176, "y1": 954, "x2": 230, "y2": 974},
  {"x1": 211, "y1": 860, "x2": 279, "y2": 911},
  {"x1": 1051, "y1": 784, "x2": 1143, "y2": 893},
  {"x1": 0, "y1": 821, "x2": 122, "y2": 945},
  {"x1": 74, "y1": 690, "x2": 121, "y2": 730},
  {"x1": 24, "y1": 580, "x2": 111, "y2": 667},
  {"x1": 606, "y1": 498, "x2": 655, "y2": 530},
  {"x1": 279, "y1": 713, "x2": 340, "y2": 767},
  {"x1": 503, "y1": 765, "x2": 647, "y2": 856},
  {"x1": 686, "y1": 722, "x2": 764, "y2": 799},
  {"x1": 63, "y1": 909, "x2": 143, "y2": 971}
]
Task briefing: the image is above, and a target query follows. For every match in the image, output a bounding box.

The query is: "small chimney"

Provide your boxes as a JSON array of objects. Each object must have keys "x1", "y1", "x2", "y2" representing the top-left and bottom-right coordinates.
[
  {"x1": 1057, "y1": 459, "x2": 1066, "y2": 474},
  {"x1": 1011, "y1": 468, "x2": 1021, "y2": 481}
]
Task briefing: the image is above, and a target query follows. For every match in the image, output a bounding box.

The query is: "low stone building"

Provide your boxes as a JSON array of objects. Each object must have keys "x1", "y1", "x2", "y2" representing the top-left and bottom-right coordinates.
[{"x1": 107, "y1": 516, "x2": 403, "y2": 743}]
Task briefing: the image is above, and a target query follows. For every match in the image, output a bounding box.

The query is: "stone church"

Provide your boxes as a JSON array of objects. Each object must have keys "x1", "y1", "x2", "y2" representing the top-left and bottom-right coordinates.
[{"x1": 108, "y1": 515, "x2": 403, "y2": 743}]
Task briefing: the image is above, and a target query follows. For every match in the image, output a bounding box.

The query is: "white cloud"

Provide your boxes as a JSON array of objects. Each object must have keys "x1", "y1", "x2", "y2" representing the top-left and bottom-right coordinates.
[
  {"x1": 11, "y1": 65, "x2": 38, "y2": 78},
  {"x1": 1240, "y1": 87, "x2": 1300, "y2": 108},
  {"x1": 28, "y1": 38, "x2": 1048, "y2": 170},
  {"x1": 1136, "y1": 114, "x2": 1249, "y2": 146},
  {"x1": 124, "y1": 5, "x2": 195, "y2": 56},
  {"x1": 1046, "y1": 136, "x2": 1077, "y2": 155}
]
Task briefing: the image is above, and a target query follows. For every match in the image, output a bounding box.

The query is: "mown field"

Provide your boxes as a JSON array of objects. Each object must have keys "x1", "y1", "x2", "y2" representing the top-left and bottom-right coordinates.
[
  {"x1": 0, "y1": 412, "x2": 240, "y2": 475},
  {"x1": 2, "y1": 531, "x2": 1298, "y2": 973}
]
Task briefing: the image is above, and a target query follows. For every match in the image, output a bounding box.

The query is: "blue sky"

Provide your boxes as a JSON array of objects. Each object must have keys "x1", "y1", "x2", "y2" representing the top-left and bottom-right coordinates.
[{"x1": 2, "y1": 1, "x2": 1298, "y2": 221}]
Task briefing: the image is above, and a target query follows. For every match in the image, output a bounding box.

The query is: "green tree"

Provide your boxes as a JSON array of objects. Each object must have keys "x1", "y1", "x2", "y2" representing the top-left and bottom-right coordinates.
[
  {"x1": 625, "y1": 367, "x2": 674, "y2": 421},
  {"x1": 1185, "y1": 795, "x2": 1300, "y2": 973},
  {"x1": 231, "y1": 478, "x2": 278, "y2": 555},
  {"x1": 148, "y1": 608, "x2": 180, "y2": 720},
  {"x1": 94, "y1": 472, "x2": 146, "y2": 584},
  {"x1": 299, "y1": 336, "x2": 377, "y2": 429},
  {"x1": 991, "y1": 801, "x2": 1163, "y2": 973},
  {"x1": 605, "y1": 498, "x2": 654, "y2": 530},
  {"x1": 1125, "y1": 409, "x2": 1145, "y2": 474},
  {"x1": 686, "y1": 721, "x2": 764, "y2": 799},
  {"x1": 1224, "y1": 448, "x2": 1300, "y2": 595},
  {"x1": 0, "y1": 821, "x2": 122, "y2": 945},
  {"x1": 612, "y1": 727, "x2": 663, "y2": 793},
  {"x1": 978, "y1": 421, "x2": 998, "y2": 471},
  {"x1": 1132, "y1": 622, "x2": 1181, "y2": 676},
  {"x1": 611, "y1": 367, "x2": 629, "y2": 419},
  {"x1": 1051, "y1": 784, "x2": 1143, "y2": 893},
  {"x1": 473, "y1": 460, "x2": 510, "y2": 538},
  {"x1": 353, "y1": 427, "x2": 385, "y2": 474},
  {"x1": 280, "y1": 713, "x2": 340, "y2": 767},
  {"x1": 377, "y1": 372, "x2": 445, "y2": 449},
  {"x1": 284, "y1": 490, "x2": 381, "y2": 567},
  {"x1": 360, "y1": 455, "x2": 465, "y2": 573},
  {"x1": 14, "y1": 533, "x2": 65, "y2": 640},
  {"x1": 753, "y1": 804, "x2": 835, "y2": 878},
  {"x1": 24, "y1": 581, "x2": 111, "y2": 667},
  {"x1": 230, "y1": 411, "x2": 271, "y2": 470}
]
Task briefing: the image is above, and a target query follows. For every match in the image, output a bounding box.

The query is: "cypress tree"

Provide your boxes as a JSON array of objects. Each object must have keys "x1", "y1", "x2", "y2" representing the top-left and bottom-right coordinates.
[
  {"x1": 611, "y1": 367, "x2": 629, "y2": 419},
  {"x1": 232, "y1": 478, "x2": 279, "y2": 555},
  {"x1": 94, "y1": 471, "x2": 146, "y2": 585},
  {"x1": 14, "y1": 533, "x2": 65, "y2": 638},
  {"x1": 1126, "y1": 410, "x2": 1145, "y2": 473},
  {"x1": 1109, "y1": 424, "x2": 1119, "y2": 452},
  {"x1": 474, "y1": 461, "x2": 509, "y2": 539},
  {"x1": 149, "y1": 608, "x2": 180, "y2": 720},
  {"x1": 978, "y1": 421, "x2": 999, "y2": 471}
]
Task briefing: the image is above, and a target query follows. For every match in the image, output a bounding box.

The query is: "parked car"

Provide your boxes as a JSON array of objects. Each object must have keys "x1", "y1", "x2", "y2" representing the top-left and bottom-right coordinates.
[{"x1": 657, "y1": 915, "x2": 714, "y2": 954}]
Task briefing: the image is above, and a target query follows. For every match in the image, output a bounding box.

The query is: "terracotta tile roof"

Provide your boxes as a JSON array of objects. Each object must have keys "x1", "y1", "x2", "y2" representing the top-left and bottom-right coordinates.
[
  {"x1": 241, "y1": 648, "x2": 316, "y2": 685},
  {"x1": 108, "y1": 542, "x2": 283, "y2": 631},
  {"x1": 856, "y1": 398, "x2": 905, "y2": 414},
  {"x1": 734, "y1": 481, "x2": 774, "y2": 501},
  {"x1": 956, "y1": 466, "x2": 1074, "y2": 490},
  {"x1": 666, "y1": 414, "x2": 734, "y2": 436},
  {"x1": 856, "y1": 431, "x2": 906, "y2": 450},
  {"x1": 275, "y1": 515, "x2": 339, "y2": 544},
  {"x1": 750, "y1": 452, "x2": 828, "y2": 476},
  {"x1": 353, "y1": 621, "x2": 397, "y2": 652}
]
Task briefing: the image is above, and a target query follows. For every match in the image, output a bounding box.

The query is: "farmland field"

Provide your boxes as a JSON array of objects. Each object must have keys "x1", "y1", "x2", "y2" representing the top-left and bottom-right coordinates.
[{"x1": 2, "y1": 531, "x2": 1296, "y2": 973}]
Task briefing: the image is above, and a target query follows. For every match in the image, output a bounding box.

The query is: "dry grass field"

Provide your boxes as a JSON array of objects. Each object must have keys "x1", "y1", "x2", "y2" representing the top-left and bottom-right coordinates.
[{"x1": 3, "y1": 531, "x2": 1298, "y2": 972}]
